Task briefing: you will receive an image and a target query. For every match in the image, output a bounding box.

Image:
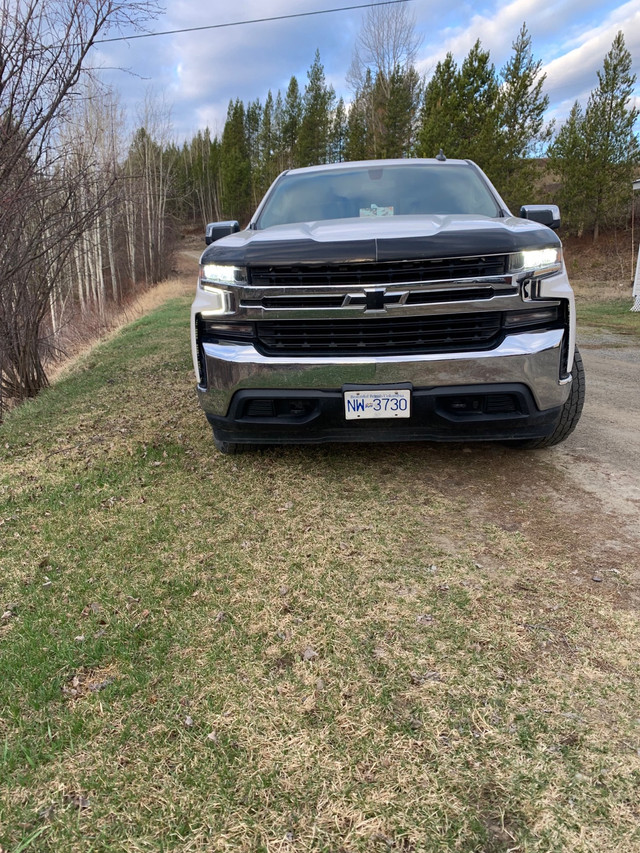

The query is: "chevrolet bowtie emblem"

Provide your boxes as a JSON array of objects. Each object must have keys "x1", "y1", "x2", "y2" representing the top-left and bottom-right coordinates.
[{"x1": 365, "y1": 289, "x2": 386, "y2": 310}]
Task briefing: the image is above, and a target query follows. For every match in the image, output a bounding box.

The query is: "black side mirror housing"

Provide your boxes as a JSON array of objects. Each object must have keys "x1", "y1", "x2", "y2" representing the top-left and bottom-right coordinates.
[
  {"x1": 519, "y1": 205, "x2": 561, "y2": 230},
  {"x1": 205, "y1": 220, "x2": 240, "y2": 245}
]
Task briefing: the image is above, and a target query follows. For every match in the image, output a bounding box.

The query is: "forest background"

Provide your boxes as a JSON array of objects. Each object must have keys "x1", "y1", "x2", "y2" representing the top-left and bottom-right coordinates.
[{"x1": 0, "y1": 0, "x2": 638, "y2": 418}]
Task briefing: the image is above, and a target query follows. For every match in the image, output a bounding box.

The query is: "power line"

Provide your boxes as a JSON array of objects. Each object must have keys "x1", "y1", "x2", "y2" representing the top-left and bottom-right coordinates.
[{"x1": 94, "y1": 0, "x2": 412, "y2": 45}]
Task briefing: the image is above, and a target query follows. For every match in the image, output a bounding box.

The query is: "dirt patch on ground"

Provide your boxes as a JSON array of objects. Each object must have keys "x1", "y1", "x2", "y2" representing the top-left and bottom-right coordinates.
[
  {"x1": 557, "y1": 338, "x2": 640, "y2": 529},
  {"x1": 408, "y1": 438, "x2": 640, "y2": 616},
  {"x1": 450, "y1": 332, "x2": 640, "y2": 613}
]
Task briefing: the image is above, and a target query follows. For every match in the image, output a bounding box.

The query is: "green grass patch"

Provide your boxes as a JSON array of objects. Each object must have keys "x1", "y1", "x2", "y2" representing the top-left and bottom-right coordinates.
[
  {"x1": 576, "y1": 298, "x2": 640, "y2": 338},
  {"x1": 1, "y1": 296, "x2": 639, "y2": 851}
]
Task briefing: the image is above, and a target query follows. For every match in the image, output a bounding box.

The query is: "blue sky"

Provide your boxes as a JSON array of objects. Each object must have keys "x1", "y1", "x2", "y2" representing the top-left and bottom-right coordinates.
[{"x1": 93, "y1": 0, "x2": 640, "y2": 141}]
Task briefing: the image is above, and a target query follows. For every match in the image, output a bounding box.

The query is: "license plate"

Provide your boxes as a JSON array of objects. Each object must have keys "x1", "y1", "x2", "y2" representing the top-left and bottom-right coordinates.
[{"x1": 344, "y1": 389, "x2": 411, "y2": 420}]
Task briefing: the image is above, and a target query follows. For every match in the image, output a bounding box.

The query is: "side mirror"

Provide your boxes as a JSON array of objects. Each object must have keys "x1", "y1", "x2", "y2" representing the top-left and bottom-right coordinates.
[
  {"x1": 205, "y1": 220, "x2": 240, "y2": 245},
  {"x1": 519, "y1": 205, "x2": 561, "y2": 230}
]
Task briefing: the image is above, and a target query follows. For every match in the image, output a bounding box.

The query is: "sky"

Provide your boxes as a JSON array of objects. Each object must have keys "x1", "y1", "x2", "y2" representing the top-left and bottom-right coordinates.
[{"x1": 92, "y1": 0, "x2": 640, "y2": 142}]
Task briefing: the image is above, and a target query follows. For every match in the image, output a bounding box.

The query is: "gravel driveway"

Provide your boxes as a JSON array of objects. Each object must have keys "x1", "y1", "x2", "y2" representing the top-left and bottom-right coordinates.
[{"x1": 556, "y1": 333, "x2": 640, "y2": 530}]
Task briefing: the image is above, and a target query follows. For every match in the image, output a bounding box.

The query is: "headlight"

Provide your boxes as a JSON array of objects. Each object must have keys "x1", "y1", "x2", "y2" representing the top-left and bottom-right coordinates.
[
  {"x1": 199, "y1": 263, "x2": 247, "y2": 287},
  {"x1": 510, "y1": 247, "x2": 563, "y2": 276}
]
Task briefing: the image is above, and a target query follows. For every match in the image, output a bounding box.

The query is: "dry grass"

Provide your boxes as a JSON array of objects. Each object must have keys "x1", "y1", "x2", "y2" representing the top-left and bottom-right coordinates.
[
  {"x1": 47, "y1": 267, "x2": 193, "y2": 386},
  {"x1": 563, "y1": 231, "x2": 638, "y2": 291},
  {"x1": 1, "y1": 266, "x2": 640, "y2": 852}
]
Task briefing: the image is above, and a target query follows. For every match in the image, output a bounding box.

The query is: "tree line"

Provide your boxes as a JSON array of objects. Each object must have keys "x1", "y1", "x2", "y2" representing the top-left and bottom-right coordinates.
[
  {"x1": 172, "y1": 23, "x2": 638, "y2": 240},
  {"x1": 1, "y1": 1, "x2": 638, "y2": 417}
]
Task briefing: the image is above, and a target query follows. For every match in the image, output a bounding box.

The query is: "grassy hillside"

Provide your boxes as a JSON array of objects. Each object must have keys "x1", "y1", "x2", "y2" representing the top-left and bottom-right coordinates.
[{"x1": 1, "y1": 295, "x2": 639, "y2": 852}]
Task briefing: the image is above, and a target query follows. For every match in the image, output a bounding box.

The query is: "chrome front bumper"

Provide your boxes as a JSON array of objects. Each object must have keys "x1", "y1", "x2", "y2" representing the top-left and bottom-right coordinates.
[{"x1": 196, "y1": 328, "x2": 570, "y2": 418}]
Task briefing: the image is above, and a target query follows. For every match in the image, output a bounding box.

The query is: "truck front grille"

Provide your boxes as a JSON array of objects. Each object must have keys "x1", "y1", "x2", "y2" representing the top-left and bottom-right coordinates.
[
  {"x1": 255, "y1": 312, "x2": 502, "y2": 356},
  {"x1": 249, "y1": 256, "x2": 509, "y2": 287}
]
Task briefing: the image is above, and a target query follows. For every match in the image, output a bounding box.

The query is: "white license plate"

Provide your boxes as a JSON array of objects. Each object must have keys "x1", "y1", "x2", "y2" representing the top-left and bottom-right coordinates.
[{"x1": 344, "y1": 389, "x2": 411, "y2": 420}]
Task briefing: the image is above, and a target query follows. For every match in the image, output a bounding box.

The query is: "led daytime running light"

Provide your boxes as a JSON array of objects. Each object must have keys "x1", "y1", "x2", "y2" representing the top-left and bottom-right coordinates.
[
  {"x1": 200, "y1": 263, "x2": 246, "y2": 284},
  {"x1": 514, "y1": 247, "x2": 562, "y2": 272}
]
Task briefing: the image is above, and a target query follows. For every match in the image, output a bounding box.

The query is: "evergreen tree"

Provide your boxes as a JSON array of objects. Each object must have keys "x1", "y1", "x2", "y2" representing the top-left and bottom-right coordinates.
[
  {"x1": 257, "y1": 90, "x2": 279, "y2": 196},
  {"x1": 330, "y1": 97, "x2": 348, "y2": 162},
  {"x1": 497, "y1": 23, "x2": 550, "y2": 210},
  {"x1": 347, "y1": 5, "x2": 422, "y2": 160},
  {"x1": 273, "y1": 90, "x2": 285, "y2": 172},
  {"x1": 417, "y1": 53, "x2": 458, "y2": 158},
  {"x1": 418, "y1": 41, "x2": 500, "y2": 177},
  {"x1": 298, "y1": 50, "x2": 335, "y2": 167},
  {"x1": 455, "y1": 40, "x2": 500, "y2": 175},
  {"x1": 547, "y1": 102, "x2": 589, "y2": 235},
  {"x1": 549, "y1": 31, "x2": 639, "y2": 239},
  {"x1": 344, "y1": 69, "x2": 375, "y2": 161},
  {"x1": 219, "y1": 99, "x2": 251, "y2": 223},
  {"x1": 282, "y1": 77, "x2": 302, "y2": 168},
  {"x1": 584, "y1": 31, "x2": 639, "y2": 239},
  {"x1": 380, "y1": 64, "x2": 422, "y2": 157},
  {"x1": 245, "y1": 98, "x2": 263, "y2": 207}
]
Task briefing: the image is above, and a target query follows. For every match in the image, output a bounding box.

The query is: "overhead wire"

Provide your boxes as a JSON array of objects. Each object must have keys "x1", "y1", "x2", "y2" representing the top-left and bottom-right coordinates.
[{"x1": 94, "y1": 0, "x2": 413, "y2": 45}]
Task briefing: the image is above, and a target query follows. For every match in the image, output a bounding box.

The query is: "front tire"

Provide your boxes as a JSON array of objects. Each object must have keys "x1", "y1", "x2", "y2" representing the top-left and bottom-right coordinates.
[{"x1": 508, "y1": 347, "x2": 586, "y2": 449}]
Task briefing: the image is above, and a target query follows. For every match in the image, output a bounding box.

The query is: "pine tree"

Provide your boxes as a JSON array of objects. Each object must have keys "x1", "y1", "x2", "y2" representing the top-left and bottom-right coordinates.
[
  {"x1": 347, "y1": 4, "x2": 422, "y2": 160},
  {"x1": 257, "y1": 90, "x2": 279, "y2": 196},
  {"x1": 584, "y1": 31, "x2": 639, "y2": 240},
  {"x1": 380, "y1": 65, "x2": 422, "y2": 157},
  {"x1": 298, "y1": 50, "x2": 335, "y2": 167},
  {"x1": 417, "y1": 53, "x2": 458, "y2": 158},
  {"x1": 497, "y1": 23, "x2": 550, "y2": 210},
  {"x1": 273, "y1": 90, "x2": 286, "y2": 172},
  {"x1": 417, "y1": 41, "x2": 501, "y2": 174},
  {"x1": 245, "y1": 98, "x2": 263, "y2": 207},
  {"x1": 344, "y1": 69, "x2": 375, "y2": 161},
  {"x1": 219, "y1": 99, "x2": 251, "y2": 223},
  {"x1": 282, "y1": 77, "x2": 302, "y2": 169},
  {"x1": 547, "y1": 102, "x2": 588, "y2": 235},
  {"x1": 330, "y1": 97, "x2": 348, "y2": 162},
  {"x1": 455, "y1": 41, "x2": 500, "y2": 176},
  {"x1": 549, "y1": 31, "x2": 640, "y2": 239}
]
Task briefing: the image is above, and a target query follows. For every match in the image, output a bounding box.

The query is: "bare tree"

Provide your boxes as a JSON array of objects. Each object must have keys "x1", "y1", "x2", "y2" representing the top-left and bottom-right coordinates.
[
  {"x1": 122, "y1": 92, "x2": 176, "y2": 286},
  {"x1": 347, "y1": 3, "x2": 422, "y2": 93},
  {"x1": 346, "y1": 4, "x2": 423, "y2": 158},
  {"x1": 0, "y1": 0, "x2": 160, "y2": 413}
]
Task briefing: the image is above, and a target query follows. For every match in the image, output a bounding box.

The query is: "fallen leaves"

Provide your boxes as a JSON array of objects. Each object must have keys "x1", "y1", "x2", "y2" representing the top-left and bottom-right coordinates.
[
  {"x1": 409, "y1": 670, "x2": 442, "y2": 685},
  {"x1": 62, "y1": 666, "x2": 118, "y2": 701},
  {"x1": 2, "y1": 602, "x2": 17, "y2": 621}
]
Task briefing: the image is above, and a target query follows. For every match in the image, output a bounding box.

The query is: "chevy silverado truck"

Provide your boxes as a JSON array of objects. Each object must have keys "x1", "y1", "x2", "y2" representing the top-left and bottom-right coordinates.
[{"x1": 191, "y1": 157, "x2": 584, "y2": 454}]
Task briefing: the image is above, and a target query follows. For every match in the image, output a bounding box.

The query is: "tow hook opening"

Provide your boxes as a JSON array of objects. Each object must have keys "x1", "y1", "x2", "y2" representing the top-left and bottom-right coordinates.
[
  {"x1": 240, "y1": 398, "x2": 318, "y2": 422},
  {"x1": 436, "y1": 393, "x2": 524, "y2": 419}
]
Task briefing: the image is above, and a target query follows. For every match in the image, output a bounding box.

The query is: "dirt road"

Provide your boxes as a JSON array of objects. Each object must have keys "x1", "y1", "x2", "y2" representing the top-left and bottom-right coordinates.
[{"x1": 555, "y1": 334, "x2": 640, "y2": 530}]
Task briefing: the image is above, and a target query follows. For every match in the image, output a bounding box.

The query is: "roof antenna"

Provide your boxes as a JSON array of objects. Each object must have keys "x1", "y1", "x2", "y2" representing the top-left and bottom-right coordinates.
[{"x1": 436, "y1": 149, "x2": 446, "y2": 162}]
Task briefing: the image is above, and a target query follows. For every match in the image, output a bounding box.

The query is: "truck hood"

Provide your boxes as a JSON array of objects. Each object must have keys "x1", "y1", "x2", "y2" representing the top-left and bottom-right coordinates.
[{"x1": 200, "y1": 214, "x2": 560, "y2": 267}]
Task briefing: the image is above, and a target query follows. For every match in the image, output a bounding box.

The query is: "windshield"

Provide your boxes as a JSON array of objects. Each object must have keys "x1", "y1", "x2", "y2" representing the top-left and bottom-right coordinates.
[{"x1": 256, "y1": 163, "x2": 502, "y2": 229}]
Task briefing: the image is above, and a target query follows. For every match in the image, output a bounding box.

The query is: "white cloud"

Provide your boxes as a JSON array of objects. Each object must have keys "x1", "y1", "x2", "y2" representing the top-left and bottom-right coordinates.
[
  {"x1": 93, "y1": 0, "x2": 640, "y2": 139},
  {"x1": 542, "y1": 3, "x2": 640, "y2": 114},
  {"x1": 414, "y1": 0, "x2": 591, "y2": 76}
]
